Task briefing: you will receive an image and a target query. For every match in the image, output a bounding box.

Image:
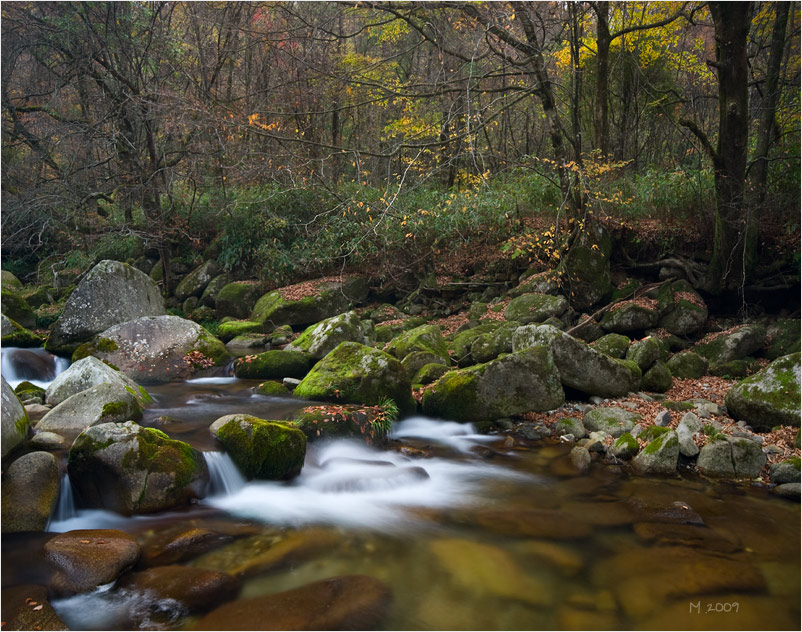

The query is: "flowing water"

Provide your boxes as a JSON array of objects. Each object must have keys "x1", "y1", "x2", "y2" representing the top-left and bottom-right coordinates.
[{"x1": 2, "y1": 348, "x2": 800, "y2": 630}]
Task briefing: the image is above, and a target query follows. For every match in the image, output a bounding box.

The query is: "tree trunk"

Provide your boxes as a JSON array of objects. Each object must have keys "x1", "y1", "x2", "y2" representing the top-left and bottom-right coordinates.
[{"x1": 594, "y1": 2, "x2": 611, "y2": 155}]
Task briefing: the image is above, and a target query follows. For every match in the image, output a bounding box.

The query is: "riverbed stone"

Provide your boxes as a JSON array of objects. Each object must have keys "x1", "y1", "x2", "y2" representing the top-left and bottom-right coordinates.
[
  {"x1": 0, "y1": 584, "x2": 68, "y2": 631},
  {"x1": 2, "y1": 376, "x2": 30, "y2": 459},
  {"x1": 769, "y1": 459, "x2": 801, "y2": 485},
  {"x1": 45, "y1": 260, "x2": 165, "y2": 353},
  {"x1": 675, "y1": 420, "x2": 699, "y2": 458},
  {"x1": 632, "y1": 430, "x2": 679, "y2": 475},
  {"x1": 232, "y1": 349, "x2": 310, "y2": 380},
  {"x1": 285, "y1": 310, "x2": 370, "y2": 360},
  {"x1": 626, "y1": 336, "x2": 661, "y2": 372},
  {"x1": 293, "y1": 404, "x2": 393, "y2": 444},
  {"x1": 512, "y1": 324, "x2": 641, "y2": 398},
  {"x1": 696, "y1": 435, "x2": 766, "y2": 479},
  {"x1": 36, "y1": 381, "x2": 141, "y2": 439},
  {"x1": 198, "y1": 273, "x2": 233, "y2": 308},
  {"x1": 764, "y1": 318, "x2": 801, "y2": 360},
  {"x1": 15, "y1": 380, "x2": 46, "y2": 405},
  {"x1": 693, "y1": 324, "x2": 767, "y2": 369},
  {"x1": 600, "y1": 301, "x2": 659, "y2": 334},
  {"x1": 724, "y1": 352, "x2": 801, "y2": 431},
  {"x1": 772, "y1": 482, "x2": 801, "y2": 499},
  {"x1": 1, "y1": 451, "x2": 59, "y2": 532},
  {"x1": 1, "y1": 313, "x2": 43, "y2": 347},
  {"x1": 116, "y1": 565, "x2": 240, "y2": 614},
  {"x1": 45, "y1": 529, "x2": 140, "y2": 596},
  {"x1": 193, "y1": 575, "x2": 391, "y2": 631},
  {"x1": 591, "y1": 333, "x2": 630, "y2": 358},
  {"x1": 294, "y1": 342, "x2": 416, "y2": 415},
  {"x1": 658, "y1": 291, "x2": 708, "y2": 335},
  {"x1": 666, "y1": 350, "x2": 708, "y2": 378},
  {"x1": 609, "y1": 433, "x2": 639, "y2": 460},
  {"x1": 569, "y1": 445, "x2": 591, "y2": 472},
  {"x1": 583, "y1": 407, "x2": 639, "y2": 438},
  {"x1": 469, "y1": 507, "x2": 593, "y2": 540},
  {"x1": 641, "y1": 361, "x2": 673, "y2": 393},
  {"x1": 448, "y1": 322, "x2": 500, "y2": 366},
  {"x1": 29, "y1": 430, "x2": 65, "y2": 450},
  {"x1": 74, "y1": 315, "x2": 229, "y2": 384},
  {"x1": 555, "y1": 417, "x2": 587, "y2": 439},
  {"x1": 469, "y1": 321, "x2": 520, "y2": 364},
  {"x1": 422, "y1": 346, "x2": 564, "y2": 422},
  {"x1": 214, "y1": 282, "x2": 261, "y2": 319},
  {"x1": 503, "y1": 293, "x2": 568, "y2": 324},
  {"x1": 68, "y1": 421, "x2": 209, "y2": 514},
  {"x1": 386, "y1": 323, "x2": 449, "y2": 364},
  {"x1": 45, "y1": 356, "x2": 148, "y2": 407},
  {"x1": 175, "y1": 260, "x2": 221, "y2": 302},
  {"x1": 210, "y1": 414, "x2": 306, "y2": 480}
]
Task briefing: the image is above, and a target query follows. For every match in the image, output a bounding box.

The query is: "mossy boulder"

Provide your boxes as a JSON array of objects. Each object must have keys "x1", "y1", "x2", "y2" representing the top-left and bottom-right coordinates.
[
  {"x1": 554, "y1": 416, "x2": 587, "y2": 439},
  {"x1": 286, "y1": 311, "x2": 371, "y2": 360},
  {"x1": 217, "y1": 320, "x2": 264, "y2": 342},
  {"x1": 45, "y1": 356, "x2": 150, "y2": 407},
  {"x1": 14, "y1": 380, "x2": 46, "y2": 405},
  {"x1": 666, "y1": 351, "x2": 709, "y2": 379},
  {"x1": 1, "y1": 376, "x2": 30, "y2": 459},
  {"x1": 215, "y1": 282, "x2": 261, "y2": 320},
  {"x1": 600, "y1": 301, "x2": 659, "y2": 334},
  {"x1": 503, "y1": 293, "x2": 568, "y2": 325},
  {"x1": 233, "y1": 349, "x2": 310, "y2": 380},
  {"x1": 1, "y1": 270, "x2": 23, "y2": 291},
  {"x1": 374, "y1": 317, "x2": 427, "y2": 344},
  {"x1": 75, "y1": 315, "x2": 230, "y2": 384},
  {"x1": 23, "y1": 286, "x2": 56, "y2": 309},
  {"x1": 68, "y1": 421, "x2": 209, "y2": 515},
  {"x1": 1, "y1": 451, "x2": 60, "y2": 532},
  {"x1": 693, "y1": 324, "x2": 767, "y2": 370},
  {"x1": 609, "y1": 432, "x2": 639, "y2": 460},
  {"x1": 422, "y1": 346, "x2": 564, "y2": 422},
  {"x1": 448, "y1": 323, "x2": 501, "y2": 366},
  {"x1": 1, "y1": 289, "x2": 36, "y2": 329},
  {"x1": 386, "y1": 324, "x2": 449, "y2": 363},
  {"x1": 632, "y1": 430, "x2": 679, "y2": 475},
  {"x1": 46, "y1": 260, "x2": 165, "y2": 353},
  {"x1": 583, "y1": 407, "x2": 640, "y2": 438},
  {"x1": 293, "y1": 404, "x2": 394, "y2": 444},
  {"x1": 413, "y1": 362, "x2": 452, "y2": 385},
  {"x1": 764, "y1": 319, "x2": 801, "y2": 360},
  {"x1": 642, "y1": 361, "x2": 673, "y2": 393},
  {"x1": 0, "y1": 313, "x2": 43, "y2": 347},
  {"x1": 36, "y1": 382, "x2": 142, "y2": 438},
  {"x1": 591, "y1": 333, "x2": 630, "y2": 358},
  {"x1": 250, "y1": 277, "x2": 369, "y2": 330},
  {"x1": 512, "y1": 324, "x2": 641, "y2": 398},
  {"x1": 175, "y1": 260, "x2": 221, "y2": 301},
  {"x1": 401, "y1": 351, "x2": 448, "y2": 380},
  {"x1": 559, "y1": 223, "x2": 612, "y2": 311},
  {"x1": 469, "y1": 321, "x2": 520, "y2": 364},
  {"x1": 199, "y1": 273, "x2": 233, "y2": 308},
  {"x1": 294, "y1": 342, "x2": 415, "y2": 415},
  {"x1": 626, "y1": 336, "x2": 662, "y2": 372},
  {"x1": 255, "y1": 380, "x2": 291, "y2": 396},
  {"x1": 658, "y1": 290, "x2": 708, "y2": 336},
  {"x1": 724, "y1": 353, "x2": 800, "y2": 431},
  {"x1": 210, "y1": 414, "x2": 306, "y2": 480},
  {"x1": 696, "y1": 435, "x2": 766, "y2": 479},
  {"x1": 509, "y1": 270, "x2": 561, "y2": 298}
]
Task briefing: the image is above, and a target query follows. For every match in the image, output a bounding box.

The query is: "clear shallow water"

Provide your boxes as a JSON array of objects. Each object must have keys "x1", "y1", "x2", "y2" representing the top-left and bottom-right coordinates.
[{"x1": 3, "y1": 351, "x2": 800, "y2": 630}]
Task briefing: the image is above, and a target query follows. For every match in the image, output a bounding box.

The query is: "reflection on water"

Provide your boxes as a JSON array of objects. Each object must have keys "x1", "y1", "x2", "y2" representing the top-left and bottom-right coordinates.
[{"x1": 1, "y1": 346, "x2": 69, "y2": 388}]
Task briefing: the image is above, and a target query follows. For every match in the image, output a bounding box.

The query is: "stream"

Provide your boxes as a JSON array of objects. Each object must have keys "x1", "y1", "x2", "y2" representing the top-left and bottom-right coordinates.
[{"x1": 2, "y1": 347, "x2": 800, "y2": 630}]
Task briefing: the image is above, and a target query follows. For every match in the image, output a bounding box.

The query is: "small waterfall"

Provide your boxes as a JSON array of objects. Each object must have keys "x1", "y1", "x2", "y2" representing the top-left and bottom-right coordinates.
[
  {"x1": 1, "y1": 346, "x2": 70, "y2": 388},
  {"x1": 204, "y1": 451, "x2": 246, "y2": 496},
  {"x1": 51, "y1": 474, "x2": 78, "y2": 524}
]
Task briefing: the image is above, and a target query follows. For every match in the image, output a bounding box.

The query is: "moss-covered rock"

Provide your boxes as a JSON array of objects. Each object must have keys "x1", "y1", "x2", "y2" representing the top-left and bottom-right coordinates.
[
  {"x1": 513, "y1": 324, "x2": 641, "y2": 398},
  {"x1": 600, "y1": 301, "x2": 659, "y2": 334},
  {"x1": 609, "y1": 432, "x2": 639, "y2": 460},
  {"x1": 1, "y1": 289, "x2": 36, "y2": 329},
  {"x1": 769, "y1": 459, "x2": 801, "y2": 485},
  {"x1": 14, "y1": 380, "x2": 46, "y2": 404},
  {"x1": 255, "y1": 380, "x2": 291, "y2": 396},
  {"x1": 642, "y1": 361, "x2": 673, "y2": 393},
  {"x1": 374, "y1": 317, "x2": 427, "y2": 344},
  {"x1": 764, "y1": 319, "x2": 801, "y2": 360},
  {"x1": 693, "y1": 324, "x2": 767, "y2": 369},
  {"x1": 217, "y1": 320, "x2": 265, "y2": 342},
  {"x1": 503, "y1": 293, "x2": 568, "y2": 325},
  {"x1": 0, "y1": 314, "x2": 43, "y2": 347},
  {"x1": 234, "y1": 349, "x2": 310, "y2": 380},
  {"x1": 724, "y1": 353, "x2": 800, "y2": 431},
  {"x1": 591, "y1": 333, "x2": 630, "y2": 358},
  {"x1": 626, "y1": 336, "x2": 662, "y2": 372},
  {"x1": 68, "y1": 421, "x2": 209, "y2": 514},
  {"x1": 293, "y1": 403, "x2": 394, "y2": 444},
  {"x1": 37, "y1": 382, "x2": 142, "y2": 438},
  {"x1": 509, "y1": 270, "x2": 561, "y2": 298},
  {"x1": 286, "y1": 311, "x2": 370, "y2": 360},
  {"x1": 559, "y1": 223, "x2": 612, "y2": 311},
  {"x1": 294, "y1": 342, "x2": 415, "y2": 415},
  {"x1": 200, "y1": 273, "x2": 233, "y2": 308},
  {"x1": 632, "y1": 430, "x2": 679, "y2": 475},
  {"x1": 1, "y1": 376, "x2": 29, "y2": 459},
  {"x1": 658, "y1": 293, "x2": 708, "y2": 336},
  {"x1": 211, "y1": 414, "x2": 306, "y2": 480},
  {"x1": 1, "y1": 270, "x2": 23, "y2": 291},
  {"x1": 448, "y1": 323, "x2": 500, "y2": 366},
  {"x1": 666, "y1": 351, "x2": 709, "y2": 379},
  {"x1": 469, "y1": 321, "x2": 520, "y2": 364},
  {"x1": 215, "y1": 282, "x2": 261, "y2": 320},
  {"x1": 554, "y1": 416, "x2": 587, "y2": 439},
  {"x1": 401, "y1": 351, "x2": 448, "y2": 380},
  {"x1": 421, "y1": 346, "x2": 564, "y2": 422},
  {"x1": 175, "y1": 260, "x2": 221, "y2": 302},
  {"x1": 386, "y1": 324, "x2": 449, "y2": 363},
  {"x1": 710, "y1": 359, "x2": 754, "y2": 378},
  {"x1": 413, "y1": 362, "x2": 452, "y2": 385},
  {"x1": 1, "y1": 451, "x2": 60, "y2": 532},
  {"x1": 583, "y1": 407, "x2": 640, "y2": 438}
]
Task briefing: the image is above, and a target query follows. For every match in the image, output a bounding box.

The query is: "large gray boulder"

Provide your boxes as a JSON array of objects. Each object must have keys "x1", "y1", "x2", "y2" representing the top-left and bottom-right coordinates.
[
  {"x1": 1, "y1": 451, "x2": 59, "y2": 532},
  {"x1": 696, "y1": 436, "x2": 766, "y2": 479},
  {"x1": 724, "y1": 353, "x2": 800, "y2": 431},
  {"x1": 174, "y1": 260, "x2": 221, "y2": 302},
  {"x1": 293, "y1": 342, "x2": 415, "y2": 415},
  {"x1": 73, "y1": 315, "x2": 230, "y2": 384},
  {"x1": 658, "y1": 289, "x2": 708, "y2": 335},
  {"x1": 68, "y1": 421, "x2": 209, "y2": 515},
  {"x1": 600, "y1": 301, "x2": 660, "y2": 333},
  {"x1": 503, "y1": 293, "x2": 568, "y2": 324},
  {"x1": 422, "y1": 346, "x2": 564, "y2": 422},
  {"x1": 36, "y1": 382, "x2": 142, "y2": 438},
  {"x1": 693, "y1": 324, "x2": 767, "y2": 370},
  {"x1": 45, "y1": 260, "x2": 165, "y2": 353},
  {"x1": 632, "y1": 429, "x2": 679, "y2": 475},
  {"x1": 513, "y1": 324, "x2": 641, "y2": 398},
  {"x1": 285, "y1": 311, "x2": 372, "y2": 360},
  {"x1": 1, "y1": 376, "x2": 29, "y2": 458},
  {"x1": 583, "y1": 407, "x2": 640, "y2": 438},
  {"x1": 45, "y1": 356, "x2": 149, "y2": 407}
]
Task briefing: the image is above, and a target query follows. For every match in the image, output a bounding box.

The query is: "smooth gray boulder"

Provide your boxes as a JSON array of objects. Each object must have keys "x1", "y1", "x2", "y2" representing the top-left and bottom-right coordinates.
[
  {"x1": 1, "y1": 451, "x2": 59, "y2": 532},
  {"x1": 770, "y1": 460, "x2": 801, "y2": 485},
  {"x1": 73, "y1": 315, "x2": 230, "y2": 384},
  {"x1": 513, "y1": 324, "x2": 641, "y2": 398},
  {"x1": 583, "y1": 407, "x2": 640, "y2": 438},
  {"x1": 1, "y1": 376, "x2": 29, "y2": 458},
  {"x1": 285, "y1": 311, "x2": 372, "y2": 360},
  {"x1": 45, "y1": 356, "x2": 149, "y2": 407},
  {"x1": 68, "y1": 421, "x2": 209, "y2": 515},
  {"x1": 696, "y1": 436, "x2": 766, "y2": 479},
  {"x1": 693, "y1": 324, "x2": 767, "y2": 369},
  {"x1": 724, "y1": 353, "x2": 800, "y2": 431},
  {"x1": 175, "y1": 260, "x2": 221, "y2": 301},
  {"x1": 45, "y1": 260, "x2": 165, "y2": 352},
  {"x1": 36, "y1": 382, "x2": 141, "y2": 438},
  {"x1": 503, "y1": 293, "x2": 568, "y2": 325},
  {"x1": 600, "y1": 301, "x2": 660, "y2": 333}
]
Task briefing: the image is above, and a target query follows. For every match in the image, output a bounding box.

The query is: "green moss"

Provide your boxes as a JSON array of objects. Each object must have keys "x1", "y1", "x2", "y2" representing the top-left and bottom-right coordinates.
[
  {"x1": 386, "y1": 324, "x2": 449, "y2": 361},
  {"x1": 591, "y1": 333, "x2": 630, "y2": 358},
  {"x1": 217, "y1": 320, "x2": 264, "y2": 342},
  {"x1": 639, "y1": 425, "x2": 670, "y2": 442},
  {"x1": 71, "y1": 336, "x2": 119, "y2": 362},
  {"x1": 785, "y1": 456, "x2": 801, "y2": 469},
  {"x1": 14, "y1": 381, "x2": 45, "y2": 399},
  {"x1": 234, "y1": 349, "x2": 310, "y2": 379},
  {"x1": 216, "y1": 415, "x2": 306, "y2": 480},
  {"x1": 413, "y1": 362, "x2": 451, "y2": 385},
  {"x1": 664, "y1": 400, "x2": 695, "y2": 412},
  {"x1": 613, "y1": 432, "x2": 639, "y2": 452},
  {"x1": 255, "y1": 380, "x2": 291, "y2": 396},
  {"x1": 643, "y1": 431, "x2": 677, "y2": 455},
  {"x1": 193, "y1": 329, "x2": 230, "y2": 365},
  {"x1": 421, "y1": 369, "x2": 480, "y2": 422}
]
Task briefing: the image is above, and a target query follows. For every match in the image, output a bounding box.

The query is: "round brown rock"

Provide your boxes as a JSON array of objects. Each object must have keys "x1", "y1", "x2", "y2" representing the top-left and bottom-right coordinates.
[
  {"x1": 193, "y1": 574, "x2": 391, "y2": 630},
  {"x1": 44, "y1": 529, "x2": 140, "y2": 595}
]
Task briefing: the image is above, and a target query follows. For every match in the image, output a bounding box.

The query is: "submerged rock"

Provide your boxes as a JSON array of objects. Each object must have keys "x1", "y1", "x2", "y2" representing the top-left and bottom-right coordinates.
[
  {"x1": 0, "y1": 584, "x2": 67, "y2": 631},
  {"x1": 1, "y1": 451, "x2": 59, "y2": 532}
]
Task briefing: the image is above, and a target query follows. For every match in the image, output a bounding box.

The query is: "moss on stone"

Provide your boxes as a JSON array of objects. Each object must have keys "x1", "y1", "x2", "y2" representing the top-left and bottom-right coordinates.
[
  {"x1": 217, "y1": 320, "x2": 264, "y2": 342},
  {"x1": 591, "y1": 333, "x2": 630, "y2": 358},
  {"x1": 234, "y1": 349, "x2": 310, "y2": 380},
  {"x1": 71, "y1": 337, "x2": 119, "y2": 362},
  {"x1": 643, "y1": 431, "x2": 677, "y2": 455},
  {"x1": 215, "y1": 415, "x2": 306, "y2": 480},
  {"x1": 255, "y1": 380, "x2": 291, "y2": 396},
  {"x1": 14, "y1": 381, "x2": 45, "y2": 399},
  {"x1": 386, "y1": 323, "x2": 449, "y2": 361},
  {"x1": 413, "y1": 362, "x2": 451, "y2": 385},
  {"x1": 664, "y1": 400, "x2": 695, "y2": 412},
  {"x1": 639, "y1": 425, "x2": 671, "y2": 442},
  {"x1": 421, "y1": 370, "x2": 480, "y2": 422}
]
